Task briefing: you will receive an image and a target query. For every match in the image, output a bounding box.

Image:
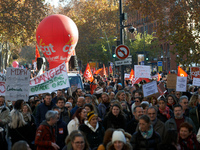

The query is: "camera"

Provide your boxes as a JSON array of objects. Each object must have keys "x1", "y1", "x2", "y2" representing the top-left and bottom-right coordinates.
[{"x1": 128, "y1": 26, "x2": 136, "y2": 33}]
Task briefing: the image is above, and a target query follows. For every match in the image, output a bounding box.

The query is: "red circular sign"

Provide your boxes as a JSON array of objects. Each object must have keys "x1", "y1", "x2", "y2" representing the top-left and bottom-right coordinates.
[{"x1": 115, "y1": 45, "x2": 130, "y2": 59}]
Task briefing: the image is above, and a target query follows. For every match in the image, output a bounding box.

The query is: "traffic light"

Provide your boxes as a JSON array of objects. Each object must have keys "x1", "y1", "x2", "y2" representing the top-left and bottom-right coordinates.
[
  {"x1": 146, "y1": 57, "x2": 149, "y2": 61},
  {"x1": 112, "y1": 46, "x2": 116, "y2": 58}
]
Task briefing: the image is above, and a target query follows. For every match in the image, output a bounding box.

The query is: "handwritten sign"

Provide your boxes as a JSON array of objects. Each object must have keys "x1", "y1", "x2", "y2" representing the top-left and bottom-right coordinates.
[
  {"x1": 0, "y1": 82, "x2": 5, "y2": 96},
  {"x1": 167, "y1": 74, "x2": 177, "y2": 89},
  {"x1": 5, "y1": 68, "x2": 30, "y2": 101},
  {"x1": 176, "y1": 76, "x2": 187, "y2": 92},
  {"x1": 29, "y1": 62, "x2": 70, "y2": 95},
  {"x1": 191, "y1": 67, "x2": 200, "y2": 79},
  {"x1": 134, "y1": 65, "x2": 151, "y2": 78},
  {"x1": 142, "y1": 81, "x2": 158, "y2": 97},
  {"x1": 192, "y1": 77, "x2": 200, "y2": 86}
]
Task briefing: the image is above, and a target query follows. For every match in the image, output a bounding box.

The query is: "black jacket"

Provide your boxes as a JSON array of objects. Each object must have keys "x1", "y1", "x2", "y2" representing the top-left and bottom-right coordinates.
[{"x1": 125, "y1": 117, "x2": 138, "y2": 135}]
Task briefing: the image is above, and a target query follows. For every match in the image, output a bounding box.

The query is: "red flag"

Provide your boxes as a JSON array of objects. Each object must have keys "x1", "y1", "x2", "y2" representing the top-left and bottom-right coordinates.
[
  {"x1": 35, "y1": 45, "x2": 40, "y2": 61},
  {"x1": 93, "y1": 67, "x2": 96, "y2": 74},
  {"x1": 109, "y1": 66, "x2": 113, "y2": 75},
  {"x1": 129, "y1": 69, "x2": 134, "y2": 80},
  {"x1": 157, "y1": 73, "x2": 161, "y2": 81},
  {"x1": 83, "y1": 64, "x2": 94, "y2": 82},
  {"x1": 103, "y1": 64, "x2": 107, "y2": 77},
  {"x1": 168, "y1": 71, "x2": 171, "y2": 74},
  {"x1": 177, "y1": 66, "x2": 188, "y2": 77}
]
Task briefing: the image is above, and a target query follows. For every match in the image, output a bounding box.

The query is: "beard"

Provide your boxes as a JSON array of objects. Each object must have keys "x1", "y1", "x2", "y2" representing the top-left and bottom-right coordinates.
[{"x1": 175, "y1": 113, "x2": 183, "y2": 119}]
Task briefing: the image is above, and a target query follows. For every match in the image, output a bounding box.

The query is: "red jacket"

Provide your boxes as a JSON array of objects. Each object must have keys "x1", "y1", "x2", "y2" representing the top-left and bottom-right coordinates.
[{"x1": 35, "y1": 121, "x2": 56, "y2": 150}]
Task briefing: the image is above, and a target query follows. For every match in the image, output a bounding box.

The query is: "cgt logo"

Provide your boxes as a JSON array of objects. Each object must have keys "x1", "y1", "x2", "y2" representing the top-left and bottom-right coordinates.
[{"x1": 0, "y1": 82, "x2": 5, "y2": 93}]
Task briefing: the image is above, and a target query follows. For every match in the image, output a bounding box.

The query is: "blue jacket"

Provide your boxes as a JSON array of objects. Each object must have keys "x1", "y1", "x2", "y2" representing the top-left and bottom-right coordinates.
[
  {"x1": 70, "y1": 105, "x2": 79, "y2": 117},
  {"x1": 35, "y1": 102, "x2": 55, "y2": 127},
  {"x1": 52, "y1": 96, "x2": 58, "y2": 104}
]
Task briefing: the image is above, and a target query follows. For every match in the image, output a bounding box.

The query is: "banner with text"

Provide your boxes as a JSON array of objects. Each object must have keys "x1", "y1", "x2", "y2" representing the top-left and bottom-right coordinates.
[
  {"x1": 29, "y1": 62, "x2": 70, "y2": 95},
  {"x1": 134, "y1": 65, "x2": 151, "y2": 78},
  {"x1": 142, "y1": 81, "x2": 158, "y2": 97},
  {"x1": 5, "y1": 68, "x2": 30, "y2": 101}
]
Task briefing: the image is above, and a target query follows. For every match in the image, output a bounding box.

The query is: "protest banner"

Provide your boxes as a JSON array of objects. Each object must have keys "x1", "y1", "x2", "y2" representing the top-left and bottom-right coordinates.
[
  {"x1": 190, "y1": 67, "x2": 200, "y2": 79},
  {"x1": 176, "y1": 76, "x2": 187, "y2": 92},
  {"x1": 134, "y1": 65, "x2": 151, "y2": 78},
  {"x1": 192, "y1": 77, "x2": 200, "y2": 86},
  {"x1": 167, "y1": 74, "x2": 177, "y2": 89},
  {"x1": 29, "y1": 62, "x2": 70, "y2": 95},
  {"x1": 142, "y1": 81, "x2": 158, "y2": 97},
  {"x1": 5, "y1": 68, "x2": 30, "y2": 101}
]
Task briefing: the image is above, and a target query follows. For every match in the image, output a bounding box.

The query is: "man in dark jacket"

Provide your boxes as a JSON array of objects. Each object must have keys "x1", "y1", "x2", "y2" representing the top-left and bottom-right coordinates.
[
  {"x1": 35, "y1": 110, "x2": 59, "y2": 150},
  {"x1": 126, "y1": 106, "x2": 143, "y2": 135},
  {"x1": 52, "y1": 89, "x2": 64, "y2": 104},
  {"x1": 36, "y1": 93, "x2": 55, "y2": 127}
]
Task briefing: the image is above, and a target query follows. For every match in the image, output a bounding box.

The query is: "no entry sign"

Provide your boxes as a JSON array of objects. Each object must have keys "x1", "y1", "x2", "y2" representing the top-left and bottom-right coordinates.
[{"x1": 115, "y1": 45, "x2": 130, "y2": 59}]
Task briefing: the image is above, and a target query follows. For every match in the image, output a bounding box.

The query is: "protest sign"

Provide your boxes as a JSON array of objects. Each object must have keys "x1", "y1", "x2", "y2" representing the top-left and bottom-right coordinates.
[
  {"x1": 134, "y1": 65, "x2": 151, "y2": 78},
  {"x1": 142, "y1": 81, "x2": 158, "y2": 97},
  {"x1": 191, "y1": 67, "x2": 200, "y2": 79},
  {"x1": 0, "y1": 82, "x2": 5, "y2": 96},
  {"x1": 5, "y1": 68, "x2": 30, "y2": 101},
  {"x1": 176, "y1": 76, "x2": 187, "y2": 92},
  {"x1": 192, "y1": 77, "x2": 200, "y2": 86},
  {"x1": 29, "y1": 62, "x2": 70, "y2": 95},
  {"x1": 167, "y1": 74, "x2": 177, "y2": 89}
]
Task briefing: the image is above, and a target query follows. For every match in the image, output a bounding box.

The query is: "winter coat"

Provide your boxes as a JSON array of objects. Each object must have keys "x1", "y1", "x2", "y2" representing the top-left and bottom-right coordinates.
[
  {"x1": 79, "y1": 121, "x2": 105, "y2": 149},
  {"x1": 35, "y1": 102, "x2": 55, "y2": 127},
  {"x1": 189, "y1": 106, "x2": 200, "y2": 131},
  {"x1": 55, "y1": 119, "x2": 68, "y2": 149},
  {"x1": 67, "y1": 117, "x2": 80, "y2": 134},
  {"x1": 98, "y1": 103, "x2": 109, "y2": 120},
  {"x1": 106, "y1": 141, "x2": 132, "y2": 150},
  {"x1": 179, "y1": 133, "x2": 200, "y2": 150},
  {"x1": 9, "y1": 124, "x2": 34, "y2": 146},
  {"x1": 125, "y1": 117, "x2": 138, "y2": 135},
  {"x1": 103, "y1": 112, "x2": 126, "y2": 130},
  {"x1": 130, "y1": 130, "x2": 161, "y2": 150},
  {"x1": 60, "y1": 107, "x2": 71, "y2": 125},
  {"x1": 0, "y1": 106, "x2": 10, "y2": 127},
  {"x1": 165, "y1": 116, "x2": 197, "y2": 134},
  {"x1": 157, "y1": 108, "x2": 173, "y2": 123},
  {"x1": 35, "y1": 120, "x2": 56, "y2": 150}
]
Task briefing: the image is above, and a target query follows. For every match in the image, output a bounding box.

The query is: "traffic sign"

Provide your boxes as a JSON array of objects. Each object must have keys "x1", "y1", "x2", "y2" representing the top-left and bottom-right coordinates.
[
  {"x1": 115, "y1": 45, "x2": 130, "y2": 59},
  {"x1": 115, "y1": 58, "x2": 132, "y2": 66},
  {"x1": 157, "y1": 61, "x2": 163, "y2": 66}
]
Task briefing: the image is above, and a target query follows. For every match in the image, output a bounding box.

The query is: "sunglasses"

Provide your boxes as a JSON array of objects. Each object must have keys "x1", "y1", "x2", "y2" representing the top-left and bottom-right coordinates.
[{"x1": 134, "y1": 100, "x2": 140, "y2": 102}]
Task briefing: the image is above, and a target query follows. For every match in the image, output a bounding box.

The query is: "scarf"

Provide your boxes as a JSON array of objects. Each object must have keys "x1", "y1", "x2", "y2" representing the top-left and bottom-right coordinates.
[
  {"x1": 22, "y1": 112, "x2": 31, "y2": 122},
  {"x1": 140, "y1": 125, "x2": 153, "y2": 139},
  {"x1": 159, "y1": 106, "x2": 171, "y2": 119},
  {"x1": 179, "y1": 133, "x2": 197, "y2": 150},
  {"x1": 167, "y1": 102, "x2": 175, "y2": 106}
]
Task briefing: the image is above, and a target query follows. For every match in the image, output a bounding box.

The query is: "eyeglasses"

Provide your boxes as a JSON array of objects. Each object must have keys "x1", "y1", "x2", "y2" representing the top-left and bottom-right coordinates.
[
  {"x1": 183, "y1": 102, "x2": 188, "y2": 104},
  {"x1": 134, "y1": 101, "x2": 140, "y2": 102},
  {"x1": 73, "y1": 141, "x2": 85, "y2": 145}
]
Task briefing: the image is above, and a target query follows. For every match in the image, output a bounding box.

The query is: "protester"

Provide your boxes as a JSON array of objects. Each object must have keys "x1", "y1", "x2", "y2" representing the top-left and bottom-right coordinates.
[
  {"x1": 103, "y1": 104, "x2": 126, "y2": 130},
  {"x1": 149, "y1": 95, "x2": 158, "y2": 108},
  {"x1": 109, "y1": 92, "x2": 115, "y2": 101},
  {"x1": 70, "y1": 97, "x2": 85, "y2": 117},
  {"x1": 79, "y1": 111, "x2": 105, "y2": 149},
  {"x1": 178, "y1": 122, "x2": 200, "y2": 150},
  {"x1": 98, "y1": 92, "x2": 110, "y2": 120},
  {"x1": 35, "y1": 110, "x2": 60, "y2": 150},
  {"x1": 130, "y1": 115, "x2": 161, "y2": 149},
  {"x1": 67, "y1": 108, "x2": 87, "y2": 134},
  {"x1": 115, "y1": 90, "x2": 126, "y2": 102},
  {"x1": 166, "y1": 94, "x2": 177, "y2": 110},
  {"x1": 131, "y1": 97, "x2": 142, "y2": 113},
  {"x1": 66, "y1": 96, "x2": 76, "y2": 108},
  {"x1": 65, "y1": 102, "x2": 73, "y2": 112},
  {"x1": 12, "y1": 140, "x2": 32, "y2": 150},
  {"x1": 189, "y1": 94, "x2": 199, "y2": 108},
  {"x1": 52, "y1": 89, "x2": 64, "y2": 104},
  {"x1": 84, "y1": 103, "x2": 95, "y2": 114},
  {"x1": 179, "y1": 95, "x2": 190, "y2": 117}
]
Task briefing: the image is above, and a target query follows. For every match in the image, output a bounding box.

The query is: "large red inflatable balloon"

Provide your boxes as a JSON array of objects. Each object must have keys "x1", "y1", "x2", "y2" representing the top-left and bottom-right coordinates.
[{"x1": 36, "y1": 14, "x2": 79, "y2": 69}]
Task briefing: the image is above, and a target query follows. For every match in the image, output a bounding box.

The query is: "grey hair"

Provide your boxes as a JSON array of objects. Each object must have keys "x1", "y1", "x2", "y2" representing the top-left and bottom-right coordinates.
[
  {"x1": 65, "y1": 102, "x2": 72, "y2": 107},
  {"x1": 179, "y1": 95, "x2": 188, "y2": 103},
  {"x1": 45, "y1": 110, "x2": 58, "y2": 121},
  {"x1": 147, "y1": 106, "x2": 158, "y2": 114}
]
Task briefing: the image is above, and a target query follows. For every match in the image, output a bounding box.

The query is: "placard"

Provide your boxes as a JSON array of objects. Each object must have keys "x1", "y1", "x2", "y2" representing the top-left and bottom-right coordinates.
[
  {"x1": 191, "y1": 67, "x2": 200, "y2": 79},
  {"x1": 167, "y1": 74, "x2": 177, "y2": 89},
  {"x1": 142, "y1": 81, "x2": 158, "y2": 97},
  {"x1": 192, "y1": 77, "x2": 200, "y2": 86},
  {"x1": 176, "y1": 76, "x2": 187, "y2": 92},
  {"x1": 29, "y1": 62, "x2": 70, "y2": 95},
  {"x1": 5, "y1": 68, "x2": 30, "y2": 101},
  {"x1": 134, "y1": 65, "x2": 151, "y2": 78},
  {"x1": 0, "y1": 82, "x2": 5, "y2": 96}
]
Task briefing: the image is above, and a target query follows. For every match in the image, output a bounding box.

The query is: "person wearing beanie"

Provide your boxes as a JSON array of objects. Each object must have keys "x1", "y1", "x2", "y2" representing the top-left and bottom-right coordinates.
[
  {"x1": 106, "y1": 130, "x2": 132, "y2": 150},
  {"x1": 79, "y1": 111, "x2": 105, "y2": 149}
]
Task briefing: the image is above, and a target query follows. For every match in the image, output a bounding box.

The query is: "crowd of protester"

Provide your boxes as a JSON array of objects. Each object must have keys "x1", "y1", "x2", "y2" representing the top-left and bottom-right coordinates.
[{"x1": 0, "y1": 73, "x2": 200, "y2": 150}]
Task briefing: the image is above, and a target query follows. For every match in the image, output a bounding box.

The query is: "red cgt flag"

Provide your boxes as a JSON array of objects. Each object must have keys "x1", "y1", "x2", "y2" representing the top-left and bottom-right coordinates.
[
  {"x1": 103, "y1": 64, "x2": 107, "y2": 77},
  {"x1": 129, "y1": 69, "x2": 134, "y2": 80},
  {"x1": 93, "y1": 67, "x2": 96, "y2": 74},
  {"x1": 35, "y1": 45, "x2": 40, "y2": 61},
  {"x1": 83, "y1": 63, "x2": 94, "y2": 82},
  {"x1": 157, "y1": 73, "x2": 161, "y2": 81},
  {"x1": 177, "y1": 66, "x2": 188, "y2": 77}
]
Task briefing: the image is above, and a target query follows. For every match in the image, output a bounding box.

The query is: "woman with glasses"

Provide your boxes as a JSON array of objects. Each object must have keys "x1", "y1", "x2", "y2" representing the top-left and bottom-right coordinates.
[
  {"x1": 131, "y1": 97, "x2": 142, "y2": 114},
  {"x1": 70, "y1": 133, "x2": 90, "y2": 150}
]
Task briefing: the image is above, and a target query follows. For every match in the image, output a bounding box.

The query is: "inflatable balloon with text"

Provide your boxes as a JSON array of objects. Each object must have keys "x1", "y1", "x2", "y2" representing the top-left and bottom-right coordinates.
[
  {"x1": 36, "y1": 14, "x2": 79, "y2": 69},
  {"x1": 12, "y1": 61, "x2": 19, "y2": 68}
]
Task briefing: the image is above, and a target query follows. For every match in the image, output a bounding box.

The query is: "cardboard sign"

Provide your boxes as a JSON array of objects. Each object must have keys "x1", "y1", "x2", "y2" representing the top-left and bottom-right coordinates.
[
  {"x1": 5, "y1": 68, "x2": 30, "y2": 101},
  {"x1": 134, "y1": 65, "x2": 151, "y2": 78},
  {"x1": 192, "y1": 77, "x2": 200, "y2": 86},
  {"x1": 142, "y1": 81, "x2": 158, "y2": 97},
  {"x1": 29, "y1": 62, "x2": 70, "y2": 95},
  {"x1": 191, "y1": 67, "x2": 200, "y2": 79},
  {"x1": 167, "y1": 74, "x2": 177, "y2": 89},
  {"x1": 176, "y1": 76, "x2": 187, "y2": 92}
]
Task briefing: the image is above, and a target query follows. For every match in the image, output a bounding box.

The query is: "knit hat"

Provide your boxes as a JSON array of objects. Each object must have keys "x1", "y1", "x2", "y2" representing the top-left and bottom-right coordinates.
[
  {"x1": 112, "y1": 131, "x2": 126, "y2": 144},
  {"x1": 87, "y1": 111, "x2": 98, "y2": 122}
]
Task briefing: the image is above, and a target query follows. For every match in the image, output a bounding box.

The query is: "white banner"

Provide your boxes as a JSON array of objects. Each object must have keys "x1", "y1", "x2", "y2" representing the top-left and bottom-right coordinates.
[
  {"x1": 142, "y1": 81, "x2": 158, "y2": 97},
  {"x1": 5, "y1": 68, "x2": 30, "y2": 101},
  {"x1": 176, "y1": 76, "x2": 187, "y2": 92},
  {"x1": 29, "y1": 62, "x2": 70, "y2": 95},
  {"x1": 134, "y1": 65, "x2": 151, "y2": 78},
  {"x1": 193, "y1": 77, "x2": 200, "y2": 86}
]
